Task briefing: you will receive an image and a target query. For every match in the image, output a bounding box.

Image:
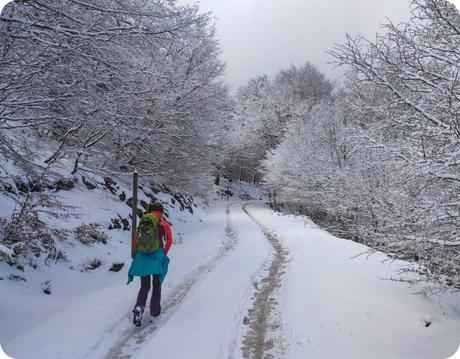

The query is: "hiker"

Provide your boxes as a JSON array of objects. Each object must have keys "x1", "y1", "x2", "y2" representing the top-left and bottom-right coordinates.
[{"x1": 127, "y1": 201, "x2": 173, "y2": 326}]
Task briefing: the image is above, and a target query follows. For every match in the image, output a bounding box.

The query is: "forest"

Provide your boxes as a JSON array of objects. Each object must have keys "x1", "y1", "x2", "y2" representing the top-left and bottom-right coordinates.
[{"x1": 0, "y1": 0, "x2": 459, "y2": 292}]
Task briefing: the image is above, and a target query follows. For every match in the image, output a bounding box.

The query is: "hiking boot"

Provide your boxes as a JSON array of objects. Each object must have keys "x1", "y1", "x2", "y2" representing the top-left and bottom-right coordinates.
[{"x1": 133, "y1": 306, "x2": 144, "y2": 327}]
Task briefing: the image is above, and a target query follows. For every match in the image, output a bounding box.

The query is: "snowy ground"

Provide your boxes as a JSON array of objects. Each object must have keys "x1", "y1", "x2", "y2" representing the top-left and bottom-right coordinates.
[
  {"x1": 1, "y1": 184, "x2": 460, "y2": 358},
  {"x1": 246, "y1": 202, "x2": 460, "y2": 359}
]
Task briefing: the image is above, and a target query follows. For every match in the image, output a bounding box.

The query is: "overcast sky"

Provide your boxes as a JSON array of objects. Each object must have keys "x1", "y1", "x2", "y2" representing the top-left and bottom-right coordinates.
[{"x1": 177, "y1": 0, "x2": 414, "y2": 90}]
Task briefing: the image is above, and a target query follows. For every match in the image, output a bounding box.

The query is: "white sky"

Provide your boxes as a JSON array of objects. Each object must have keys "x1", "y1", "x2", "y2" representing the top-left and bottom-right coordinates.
[
  {"x1": 1, "y1": 0, "x2": 460, "y2": 90},
  {"x1": 176, "y1": 0, "x2": 460, "y2": 90},
  {"x1": 179, "y1": 0, "x2": 414, "y2": 90}
]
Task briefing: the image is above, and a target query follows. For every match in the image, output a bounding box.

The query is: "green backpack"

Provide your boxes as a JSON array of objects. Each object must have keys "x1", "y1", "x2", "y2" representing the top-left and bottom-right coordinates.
[{"x1": 136, "y1": 213, "x2": 162, "y2": 253}]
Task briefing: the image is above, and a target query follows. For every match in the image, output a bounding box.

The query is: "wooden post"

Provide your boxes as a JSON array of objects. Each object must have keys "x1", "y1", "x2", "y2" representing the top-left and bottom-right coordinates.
[
  {"x1": 273, "y1": 188, "x2": 277, "y2": 212},
  {"x1": 131, "y1": 171, "x2": 138, "y2": 259}
]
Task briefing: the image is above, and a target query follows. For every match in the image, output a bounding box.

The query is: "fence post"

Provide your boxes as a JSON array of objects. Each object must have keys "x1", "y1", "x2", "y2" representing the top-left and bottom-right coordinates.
[{"x1": 131, "y1": 171, "x2": 138, "y2": 259}]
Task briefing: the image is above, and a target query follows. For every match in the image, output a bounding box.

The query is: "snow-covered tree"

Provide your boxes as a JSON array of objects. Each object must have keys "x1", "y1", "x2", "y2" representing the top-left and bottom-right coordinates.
[
  {"x1": 0, "y1": 0, "x2": 231, "y2": 193},
  {"x1": 260, "y1": 0, "x2": 460, "y2": 290},
  {"x1": 329, "y1": 0, "x2": 460, "y2": 283},
  {"x1": 226, "y1": 62, "x2": 333, "y2": 182}
]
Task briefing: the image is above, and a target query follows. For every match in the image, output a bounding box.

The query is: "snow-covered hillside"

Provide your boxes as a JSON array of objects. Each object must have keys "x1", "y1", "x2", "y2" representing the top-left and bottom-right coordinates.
[
  {"x1": 0, "y1": 164, "x2": 208, "y2": 356},
  {"x1": 1, "y1": 181, "x2": 459, "y2": 359}
]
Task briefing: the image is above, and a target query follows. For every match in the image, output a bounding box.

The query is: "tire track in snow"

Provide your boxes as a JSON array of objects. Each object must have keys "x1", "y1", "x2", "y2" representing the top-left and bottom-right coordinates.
[
  {"x1": 241, "y1": 203, "x2": 289, "y2": 359},
  {"x1": 103, "y1": 204, "x2": 239, "y2": 359}
]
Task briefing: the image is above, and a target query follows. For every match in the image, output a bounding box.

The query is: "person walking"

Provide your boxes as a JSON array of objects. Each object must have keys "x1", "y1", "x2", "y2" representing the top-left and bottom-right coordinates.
[{"x1": 127, "y1": 201, "x2": 173, "y2": 326}]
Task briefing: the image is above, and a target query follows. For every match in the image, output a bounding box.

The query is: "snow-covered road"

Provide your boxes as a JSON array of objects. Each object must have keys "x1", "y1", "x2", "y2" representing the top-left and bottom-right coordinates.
[
  {"x1": 106, "y1": 202, "x2": 272, "y2": 359},
  {"x1": 2, "y1": 200, "x2": 460, "y2": 359},
  {"x1": 134, "y1": 202, "x2": 272, "y2": 359},
  {"x1": 123, "y1": 201, "x2": 460, "y2": 359}
]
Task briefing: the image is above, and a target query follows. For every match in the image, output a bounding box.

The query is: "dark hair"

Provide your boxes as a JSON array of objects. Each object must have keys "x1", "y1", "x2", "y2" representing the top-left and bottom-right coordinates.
[{"x1": 148, "y1": 201, "x2": 164, "y2": 213}]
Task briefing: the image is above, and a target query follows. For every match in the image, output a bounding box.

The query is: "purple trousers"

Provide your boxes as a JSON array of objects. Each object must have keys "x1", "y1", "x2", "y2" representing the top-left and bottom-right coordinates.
[{"x1": 134, "y1": 275, "x2": 161, "y2": 317}]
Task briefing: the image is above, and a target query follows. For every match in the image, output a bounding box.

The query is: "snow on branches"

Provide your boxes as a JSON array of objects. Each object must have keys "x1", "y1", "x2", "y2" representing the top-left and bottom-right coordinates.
[
  {"x1": 231, "y1": 0, "x2": 460, "y2": 291},
  {"x1": 0, "y1": 0, "x2": 231, "y2": 193}
]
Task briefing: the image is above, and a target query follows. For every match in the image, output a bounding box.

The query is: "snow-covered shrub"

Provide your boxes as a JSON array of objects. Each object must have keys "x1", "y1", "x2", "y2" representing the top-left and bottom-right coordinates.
[
  {"x1": 54, "y1": 178, "x2": 76, "y2": 192},
  {"x1": 0, "y1": 243, "x2": 14, "y2": 266},
  {"x1": 85, "y1": 258, "x2": 102, "y2": 271},
  {"x1": 74, "y1": 224, "x2": 108, "y2": 246},
  {"x1": 2, "y1": 208, "x2": 66, "y2": 265}
]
